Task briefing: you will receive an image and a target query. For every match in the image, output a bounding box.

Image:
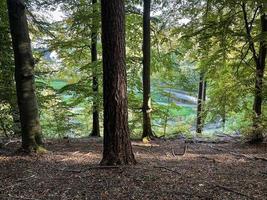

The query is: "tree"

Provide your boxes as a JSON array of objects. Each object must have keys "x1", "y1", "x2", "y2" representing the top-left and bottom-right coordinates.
[
  {"x1": 142, "y1": 0, "x2": 153, "y2": 139},
  {"x1": 196, "y1": 73, "x2": 206, "y2": 134},
  {"x1": 0, "y1": 0, "x2": 21, "y2": 136},
  {"x1": 7, "y1": 0, "x2": 44, "y2": 152},
  {"x1": 91, "y1": 0, "x2": 100, "y2": 137},
  {"x1": 100, "y1": 0, "x2": 136, "y2": 165},
  {"x1": 242, "y1": 2, "x2": 267, "y2": 142}
]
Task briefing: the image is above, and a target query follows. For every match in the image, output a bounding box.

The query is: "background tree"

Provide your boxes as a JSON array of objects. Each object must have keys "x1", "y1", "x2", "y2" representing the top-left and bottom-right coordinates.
[
  {"x1": 91, "y1": 0, "x2": 100, "y2": 137},
  {"x1": 196, "y1": 73, "x2": 206, "y2": 134},
  {"x1": 142, "y1": 0, "x2": 153, "y2": 139},
  {"x1": 241, "y1": 2, "x2": 267, "y2": 142},
  {"x1": 100, "y1": 0, "x2": 136, "y2": 165},
  {"x1": 0, "y1": 0, "x2": 20, "y2": 137}
]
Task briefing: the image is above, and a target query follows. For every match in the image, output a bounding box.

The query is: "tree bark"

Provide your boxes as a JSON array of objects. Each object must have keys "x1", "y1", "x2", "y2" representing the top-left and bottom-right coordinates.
[
  {"x1": 142, "y1": 0, "x2": 153, "y2": 139},
  {"x1": 251, "y1": 7, "x2": 266, "y2": 142},
  {"x1": 7, "y1": 0, "x2": 44, "y2": 152},
  {"x1": 100, "y1": 0, "x2": 136, "y2": 165},
  {"x1": 91, "y1": 0, "x2": 100, "y2": 137}
]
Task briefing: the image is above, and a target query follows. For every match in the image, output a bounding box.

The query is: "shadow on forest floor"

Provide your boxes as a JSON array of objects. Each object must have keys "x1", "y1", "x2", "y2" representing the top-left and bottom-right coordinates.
[{"x1": 0, "y1": 138, "x2": 266, "y2": 200}]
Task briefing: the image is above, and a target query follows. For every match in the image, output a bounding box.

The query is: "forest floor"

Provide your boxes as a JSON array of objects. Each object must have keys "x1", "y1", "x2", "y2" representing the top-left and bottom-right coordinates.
[{"x1": 0, "y1": 137, "x2": 266, "y2": 200}]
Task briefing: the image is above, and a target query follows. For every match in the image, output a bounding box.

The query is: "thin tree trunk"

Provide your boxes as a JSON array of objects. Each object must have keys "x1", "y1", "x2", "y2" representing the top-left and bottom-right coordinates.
[
  {"x1": 222, "y1": 98, "x2": 226, "y2": 131},
  {"x1": 91, "y1": 0, "x2": 100, "y2": 137},
  {"x1": 252, "y1": 7, "x2": 266, "y2": 142},
  {"x1": 163, "y1": 91, "x2": 171, "y2": 137},
  {"x1": 196, "y1": 73, "x2": 206, "y2": 134},
  {"x1": 100, "y1": 0, "x2": 136, "y2": 165},
  {"x1": 142, "y1": 0, "x2": 153, "y2": 139},
  {"x1": 7, "y1": 0, "x2": 44, "y2": 152}
]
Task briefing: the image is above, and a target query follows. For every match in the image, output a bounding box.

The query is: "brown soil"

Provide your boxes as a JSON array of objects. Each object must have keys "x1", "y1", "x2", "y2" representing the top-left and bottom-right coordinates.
[{"x1": 0, "y1": 138, "x2": 266, "y2": 200}]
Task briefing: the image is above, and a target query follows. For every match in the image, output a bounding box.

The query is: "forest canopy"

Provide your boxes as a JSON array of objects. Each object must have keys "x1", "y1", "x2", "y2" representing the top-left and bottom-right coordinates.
[{"x1": 0, "y1": 0, "x2": 266, "y2": 148}]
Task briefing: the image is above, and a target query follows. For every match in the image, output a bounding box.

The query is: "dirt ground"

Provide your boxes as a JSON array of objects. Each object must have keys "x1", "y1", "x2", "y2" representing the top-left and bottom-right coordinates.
[{"x1": 0, "y1": 137, "x2": 266, "y2": 200}]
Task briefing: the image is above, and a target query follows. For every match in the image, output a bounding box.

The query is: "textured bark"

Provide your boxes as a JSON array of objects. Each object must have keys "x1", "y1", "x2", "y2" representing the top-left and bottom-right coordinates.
[
  {"x1": 196, "y1": 73, "x2": 206, "y2": 134},
  {"x1": 7, "y1": 0, "x2": 43, "y2": 152},
  {"x1": 91, "y1": 0, "x2": 100, "y2": 137},
  {"x1": 142, "y1": 0, "x2": 153, "y2": 139},
  {"x1": 100, "y1": 0, "x2": 136, "y2": 165},
  {"x1": 251, "y1": 9, "x2": 267, "y2": 142}
]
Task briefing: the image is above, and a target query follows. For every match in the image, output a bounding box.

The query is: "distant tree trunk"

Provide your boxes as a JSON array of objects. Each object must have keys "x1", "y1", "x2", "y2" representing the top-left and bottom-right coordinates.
[
  {"x1": 196, "y1": 73, "x2": 206, "y2": 134},
  {"x1": 222, "y1": 98, "x2": 226, "y2": 131},
  {"x1": 100, "y1": 0, "x2": 136, "y2": 165},
  {"x1": 91, "y1": 0, "x2": 100, "y2": 137},
  {"x1": 142, "y1": 0, "x2": 153, "y2": 139},
  {"x1": 1, "y1": 73, "x2": 21, "y2": 136},
  {"x1": 0, "y1": 1, "x2": 21, "y2": 136},
  {"x1": 163, "y1": 91, "x2": 171, "y2": 137},
  {"x1": 251, "y1": 7, "x2": 266, "y2": 142},
  {"x1": 1, "y1": 51, "x2": 21, "y2": 137},
  {"x1": 7, "y1": 0, "x2": 44, "y2": 152}
]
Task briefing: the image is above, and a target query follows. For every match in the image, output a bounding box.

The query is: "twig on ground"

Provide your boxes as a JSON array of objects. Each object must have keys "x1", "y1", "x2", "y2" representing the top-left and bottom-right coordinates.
[
  {"x1": 60, "y1": 165, "x2": 120, "y2": 173},
  {"x1": 198, "y1": 156, "x2": 217, "y2": 163},
  {"x1": 172, "y1": 144, "x2": 188, "y2": 156},
  {"x1": 209, "y1": 145, "x2": 267, "y2": 162},
  {"x1": 213, "y1": 184, "x2": 253, "y2": 199},
  {"x1": 171, "y1": 149, "x2": 176, "y2": 157},
  {"x1": 153, "y1": 166, "x2": 181, "y2": 175},
  {"x1": 0, "y1": 194, "x2": 39, "y2": 200},
  {"x1": 0, "y1": 175, "x2": 36, "y2": 192},
  {"x1": 3, "y1": 139, "x2": 21, "y2": 147}
]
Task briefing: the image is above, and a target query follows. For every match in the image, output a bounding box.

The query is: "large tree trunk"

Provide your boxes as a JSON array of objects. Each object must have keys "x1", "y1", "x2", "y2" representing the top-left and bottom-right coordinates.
[
  {"x1": 7, "y1": 0, "x2": 44, "y2": 152},
  {"x1": 91, "y1": 0, "x2": 100, "y2": 137},
  {"x1": 252, "y1": 8, "x2": 267, "y2": 142},
  {"x1": 100, "y1": 0, "x2": 136, "y2": 165},
  {"x1": 142, "y1": 0, "x2": 153, "y2": 139},
  {"x1": 196, "y1": 73, "x2": 206, "y2": 134}
]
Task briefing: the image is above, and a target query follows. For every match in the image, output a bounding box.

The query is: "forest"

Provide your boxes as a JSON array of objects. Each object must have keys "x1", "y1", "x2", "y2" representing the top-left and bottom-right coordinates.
[{"x1": 0, "y1": 0, "x2": 266, "y2": 199}]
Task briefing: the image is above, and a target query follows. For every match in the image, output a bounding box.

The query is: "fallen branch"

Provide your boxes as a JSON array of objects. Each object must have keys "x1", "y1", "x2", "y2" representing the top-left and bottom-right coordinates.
[
  {"x1": 209, "y1": 145, "x2": 267, "y2": 162},
  {"x1": 153, "y1": 166, "x2": 181, "y2": 175},
  {"x1": 213, "y1": 184, "x2": 253, "y2": 199},
  {"x1": 3, "y1": 139, "x2": 21, "y2": 147},
  {"x1": 0, "y1": 175, "x2": 36, "y2": 192},
  {"x1": 198, "y1": 156, "x2": 218, "y2": 163},
  {"x1": 60, "y1": 165, "x2": 120, "y2": 173}
]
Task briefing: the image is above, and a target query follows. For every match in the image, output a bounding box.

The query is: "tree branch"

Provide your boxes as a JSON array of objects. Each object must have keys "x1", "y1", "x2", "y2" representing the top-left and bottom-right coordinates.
[{"x1": 241, "y1": 3, "x2": 259, "y2": 65}]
